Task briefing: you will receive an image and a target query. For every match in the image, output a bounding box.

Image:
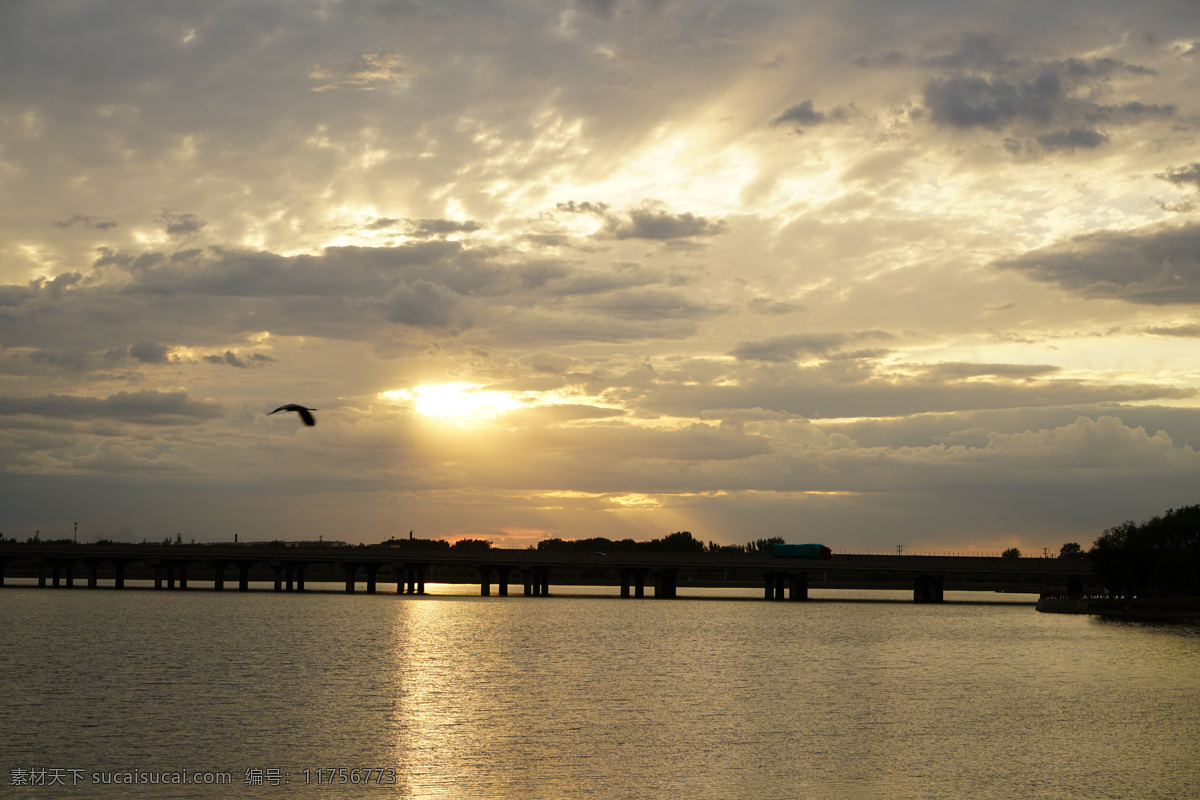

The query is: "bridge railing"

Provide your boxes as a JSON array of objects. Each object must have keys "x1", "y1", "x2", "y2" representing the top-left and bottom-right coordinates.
[{"x1": 835, "y1": 548, "x2": 1068, "y2": 558}]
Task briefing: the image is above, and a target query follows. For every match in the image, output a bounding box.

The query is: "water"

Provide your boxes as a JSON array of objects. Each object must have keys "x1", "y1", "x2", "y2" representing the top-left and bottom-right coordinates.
[{"x1": 2, "y1": 584, "x2": 1198, "y2": 799}]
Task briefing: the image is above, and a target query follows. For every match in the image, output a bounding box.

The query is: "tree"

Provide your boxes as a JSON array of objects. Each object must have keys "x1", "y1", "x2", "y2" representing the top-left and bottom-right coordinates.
[
  {"x1": 1001, "y1": 547, "x2": 1021, "y2": 558},
  {"x1": 1090, "y1": 505, "x2": 1200, "y2": 596},
  {"x1": 1058, "y1": 542, "x2": 1083, "y2": 559}
]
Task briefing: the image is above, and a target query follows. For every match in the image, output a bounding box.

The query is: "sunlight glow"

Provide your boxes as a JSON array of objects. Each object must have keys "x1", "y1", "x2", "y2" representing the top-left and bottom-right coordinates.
[
  {"x1": 382, "y1": 382, "x2": 625, "y2": 427},
  {"x1": 384, "y1": 382, "x2": 525, "y2": 425}
]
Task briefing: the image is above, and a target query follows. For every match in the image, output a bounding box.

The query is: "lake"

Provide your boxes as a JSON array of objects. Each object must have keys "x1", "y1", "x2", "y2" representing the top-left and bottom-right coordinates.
[{"x1": 2, "y1": 583, "x2": 1198, "y2": 798}]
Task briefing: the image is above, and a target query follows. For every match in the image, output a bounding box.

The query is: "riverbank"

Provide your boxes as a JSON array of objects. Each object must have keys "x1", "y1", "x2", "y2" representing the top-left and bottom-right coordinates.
[{"x1": 1037, "y1": 595, "x2": 1200, "y2": 623}]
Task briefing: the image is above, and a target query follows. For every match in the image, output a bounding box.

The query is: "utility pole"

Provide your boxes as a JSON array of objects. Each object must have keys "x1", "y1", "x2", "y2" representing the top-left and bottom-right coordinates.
[{"x1": 74, "y1": 522, "x2": 78, "y2": 543}]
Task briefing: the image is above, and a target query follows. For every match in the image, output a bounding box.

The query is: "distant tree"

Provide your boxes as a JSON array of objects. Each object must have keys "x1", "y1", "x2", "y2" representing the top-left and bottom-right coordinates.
[
  {"x1": 1090, "y1": 505, "x2": 1200, "y2": 597},
  {"x1": 450, "y1": 538, "x2": 492, "y2": 552},
  {"x1": 1001, "y1": 547, "x2": 1021, "y2": 558},
  {"x1": 657, "y1": 531, "x2": 704, "y2": 552},
  {"x1": 747, "y1": 537, "x2": 785, "y2": 555},
  {"x1": 1058, "y1": 542, "x2": 1084, "y2": 559}
]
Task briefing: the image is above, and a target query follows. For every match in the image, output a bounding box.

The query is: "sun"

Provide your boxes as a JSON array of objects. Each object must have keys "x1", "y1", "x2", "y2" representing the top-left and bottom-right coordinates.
[{"x1": 383, "y1": 382, "x2": 525, "y2": 426}]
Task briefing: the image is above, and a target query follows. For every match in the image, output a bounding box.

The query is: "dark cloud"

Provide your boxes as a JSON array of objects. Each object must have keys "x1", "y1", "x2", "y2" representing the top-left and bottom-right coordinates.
[
  {"x1": 996, "y1": 222, "x2": 1200, "y2": 304},
  {"x1": 730, "y1": 331, "x2": 891, "y2": 362},
  {"x1": 556, "y1": 201, "x2": 611, "y2": 216},
  {"x1": 557, "y1": 201, "x2": 725, "y2": 240},
  {"x1": 919, "y1": 44, "x2": 1170, "y2": 149},
  {"x1": 53, "y1": 214, "x2": 118, "y2": 230},
  {"x1": 1159, "y1": 163, "x2": 1200, "y2": 189},
  {"x1": 1144, "y1": 323, "x2": 1200, "y2": 337},
  {"x1": 602, "y1": 207, "x2": 726, "y2": 240},
  {"x1": 157, "y1": 211, "x2": 207, "y2": 238},
  {"x1": 771, "y1": 100, "x2": 847, "y2": 130},
  {"x1": 0, "y1": 390, "x2": 223, "y2": 424},
  {"x1": 407, "y1": 218, "x2": 483, "y2": 237},
  {"x1": 205, "y1": 351, "x2": 244, "y2": 368},
  {"x1": 362, "y1": 279, "x2": 476, "y2": 328},
  {"x1": 128, "y1": 341, "x2": 171, "y2": 364},
  {"x1": 1034, "y1": 127, "x2": 1108, "y2": 152},
  {"x1": 366, "y1": 217, "x2": 401, "y2": 230}
]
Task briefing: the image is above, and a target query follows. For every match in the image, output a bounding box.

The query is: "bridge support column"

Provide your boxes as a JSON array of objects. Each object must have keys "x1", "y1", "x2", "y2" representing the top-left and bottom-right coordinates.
[
  {"x1": 85, "y1": 559, "x2": 100, "y2": 589},
  {"x1": 37, "y1": 562, "x2": 47, "y2": 587},
  {"x1": 619, "y1": 569, "x2": 631, "y2": 597},
  {"x1": 212, "y1": 560, "x2": 227, "y2": 591},
  {"x1": 113, "y1": 560, "x2": 129, "y2": 589},
  {"x1": 51, "y1": 562, "x2": 61, "y2": 588},
  {"x1": 402, "y1": 564, "x2": 426, "y2": 594},
  {"x1": 479, "y1": 565, "x2": 491, "y2": 596},
  {"x1": 497, "y1": 567, "x2": 510, "y2": 597},
  {"x1": 343, "y1": 563, "x2": 360, "y2": 593},
  {"x1": 656, "y1": 569, "x2": 678, "y2": 598},
  {"x1": 273, "y1": 566, "x2": 284, "y2": 592},
  {"x1": 789, "y1": 572, "x2": 808, "y2": 601},
  {"x1": 236, "y1": 561, "x2": 252, "y2": 591},
  {"x1": 913, "y1": 574, "x2": 944, "y2": 603},
  {"x1": 365, "y1": 564, "x2": 379, "y2": 594}
]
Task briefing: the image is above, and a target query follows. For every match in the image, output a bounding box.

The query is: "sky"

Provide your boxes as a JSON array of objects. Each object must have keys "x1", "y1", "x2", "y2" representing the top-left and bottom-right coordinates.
[{"x1": 3, "y1": 0, "x2": 1200, "y2": 552}]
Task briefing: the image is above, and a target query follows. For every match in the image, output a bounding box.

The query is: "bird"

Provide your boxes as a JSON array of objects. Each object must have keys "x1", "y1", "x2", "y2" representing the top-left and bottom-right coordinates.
[{"x1": 269, "y1": 404, "x2": 317, "y2": 427}]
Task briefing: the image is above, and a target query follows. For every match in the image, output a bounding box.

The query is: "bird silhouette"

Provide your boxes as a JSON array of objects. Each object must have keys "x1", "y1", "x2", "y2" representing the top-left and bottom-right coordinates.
[{"x1": 269, "y1": 404, "x2": 317, "y2": 427}]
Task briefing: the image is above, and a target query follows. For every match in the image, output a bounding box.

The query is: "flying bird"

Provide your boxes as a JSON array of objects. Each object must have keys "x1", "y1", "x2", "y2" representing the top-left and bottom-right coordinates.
[{"x1": 269, "y1": 404, "x2": 317, "y2": 427}]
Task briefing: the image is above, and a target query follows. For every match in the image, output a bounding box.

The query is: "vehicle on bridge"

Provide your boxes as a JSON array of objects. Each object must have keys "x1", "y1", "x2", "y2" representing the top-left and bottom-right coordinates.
[{"x1": 772, "y1": 543, "x2": 833, "y2": 559}]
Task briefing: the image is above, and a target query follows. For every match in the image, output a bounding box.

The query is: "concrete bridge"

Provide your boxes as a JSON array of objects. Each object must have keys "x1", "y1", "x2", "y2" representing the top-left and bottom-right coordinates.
[{"x1": 0, "y1": 542, "x2": 1094, "y2": 603}]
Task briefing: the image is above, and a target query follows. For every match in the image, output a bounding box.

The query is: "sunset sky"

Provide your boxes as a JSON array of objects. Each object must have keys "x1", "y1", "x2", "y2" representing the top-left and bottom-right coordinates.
[{"x1": 3, "y1": 0, "x2": 1200, "y2": 552}]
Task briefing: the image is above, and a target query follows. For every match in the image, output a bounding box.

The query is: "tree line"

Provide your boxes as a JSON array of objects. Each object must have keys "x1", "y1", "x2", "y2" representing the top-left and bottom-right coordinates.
[{"x1": 1088, "y1": 505, "x2": 1200, "y2": 597}]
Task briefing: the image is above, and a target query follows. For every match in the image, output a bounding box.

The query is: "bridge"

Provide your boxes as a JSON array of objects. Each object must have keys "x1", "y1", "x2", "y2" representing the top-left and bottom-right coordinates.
[{"x1": 0, "y1": 542, "x2": 1095, "y2": 602}]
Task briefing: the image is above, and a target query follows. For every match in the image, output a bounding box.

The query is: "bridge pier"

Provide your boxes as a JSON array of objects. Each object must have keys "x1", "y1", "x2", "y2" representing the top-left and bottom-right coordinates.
[
  {"x1": 212, "y1": 560, "x2": 228, "y2": 590},
  {"x1": 655, "y1": 569, "x2": 679, "y2": 598},
  {"x1": 398, "y1": 563, "x2": 426, "y2": 594},
  {"x1": 913, "y1": 574, "x2": 944, "y2": 603},
  {"x1": 84, "y1": 558, "x2": 101, "y2": 588},
  {"x1": 789, "y1": 572, "x2": 808, "y2": 601},
  {"x1": 341, "y1": 562, "x2": 377, "y2": 593},
  {"x1": 618, "y1": 567, "x2": 648, "y2": 597},
  {"x1": 236, "y1": 560, "x2": 253, "y2": 591}
]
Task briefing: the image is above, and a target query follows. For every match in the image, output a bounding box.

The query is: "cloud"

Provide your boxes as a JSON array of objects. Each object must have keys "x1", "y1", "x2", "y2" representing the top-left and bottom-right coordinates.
[
  {"x1": 0, "y1": 390, "x2": 223, "y2": 424},
  {"x1": 730, "y1": 331, "x2": 891, "y2": 362},
  {"x1": 53, "y1": 214, "x2": 118, "y2": 230},
  {"x1": 771, "y1": 100, "x2": 848, "y2": 131},
  {"x1": 1034, "y1": 127, "x2": 1108, "y2": 152},
  {"x1": 917, "y1": 41, "x2": 1171, "y2": 151},
  {"x1": 558, "y1": 201, "x2": 726, "y2": 240},
  {"x1": 127, "y1": 341, "x2": 171, "y2": 364},
  {"x1": 202, "y1": 350, "x2": 271, "y2": 368},
  {"x1": 1159, "y1": 163, "x2": 1200, "y2": 190},
  {"x1": 997, "y1": 222, "x2": 1200, "y2": 304},
  {"x1": 157, "y1": 211, "x2": 207, "y2": 238}
]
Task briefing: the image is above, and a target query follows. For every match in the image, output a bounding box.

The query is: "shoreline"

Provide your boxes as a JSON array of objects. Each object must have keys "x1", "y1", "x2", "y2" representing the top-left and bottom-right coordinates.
[{"x1": 1036, "y1": 595, "x2": 1200, "y2": 623}]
